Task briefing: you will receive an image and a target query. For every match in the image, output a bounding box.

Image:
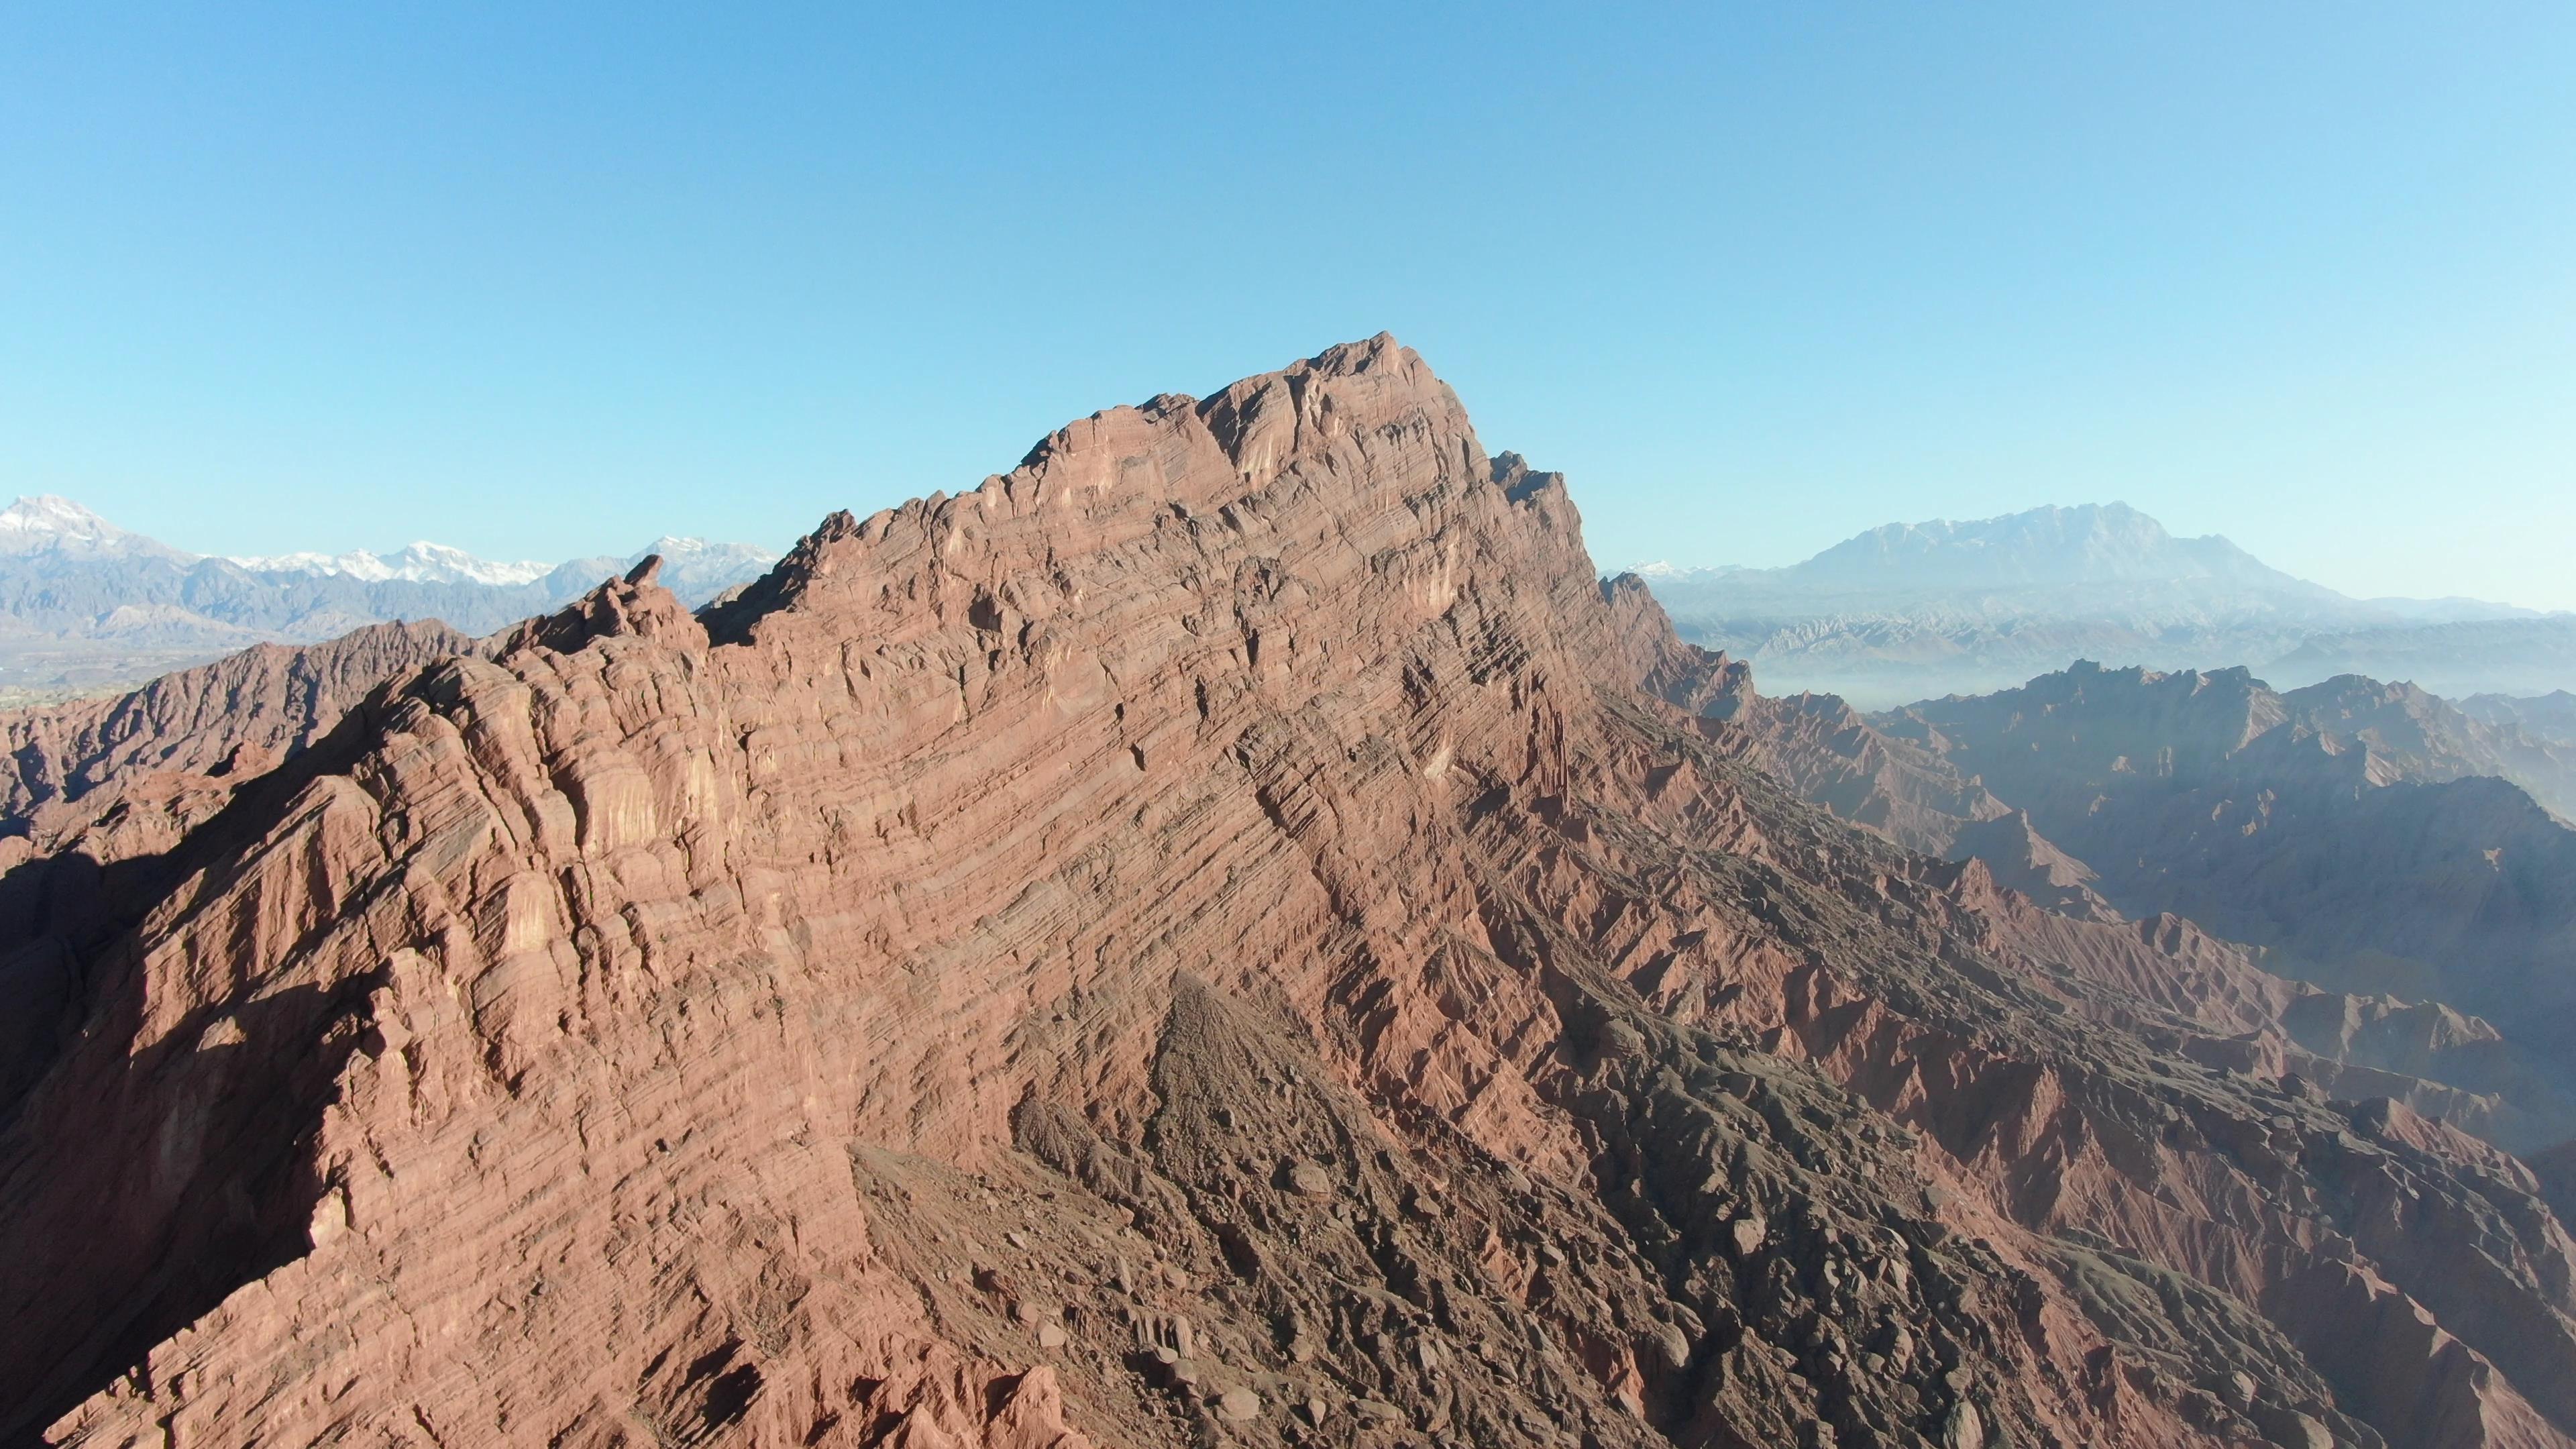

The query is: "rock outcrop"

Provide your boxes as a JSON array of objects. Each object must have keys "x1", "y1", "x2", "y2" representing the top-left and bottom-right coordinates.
[
  {"x1": 0, "y1": 619, "x2": 479, "y2": 854},
  {"x1": 0, "y1": 618, "x2": 490, "y2": 1122},
  {"x1": 5, "y1": 339, "x2": 2576, "y2": 1448}
]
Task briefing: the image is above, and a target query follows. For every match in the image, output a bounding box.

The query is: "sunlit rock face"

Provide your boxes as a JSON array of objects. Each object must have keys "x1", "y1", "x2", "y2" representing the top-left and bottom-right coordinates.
[{"x1": 4, "y1": 338, "x2": 2573, "y2": 1449}]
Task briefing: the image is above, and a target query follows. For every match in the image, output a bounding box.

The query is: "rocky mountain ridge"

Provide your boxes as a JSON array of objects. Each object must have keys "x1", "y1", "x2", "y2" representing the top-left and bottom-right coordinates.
[
  {"x1": 2270, "y1": 621, "x2": 2576, "y2": 704},
  {"x1": 3, "y1": 341, "x2": 2574, "y2": 1447},
  {"x1": 1684, "y1": 653, "x2": 2576, "y2": 1155}
]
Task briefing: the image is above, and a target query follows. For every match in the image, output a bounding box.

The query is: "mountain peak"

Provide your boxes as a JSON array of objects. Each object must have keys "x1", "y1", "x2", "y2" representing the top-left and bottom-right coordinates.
[
  {"x1": 1634, "y1": 502, "x2": 2288, "y2": 594},
  {"x1": 1796, "y1": 501, "x2": 2279, "y2": 588},
  {"x1": 227, "y1": 541, "x2": 555, "y2": 587},
  {"x1": 0, "y1": 494, "x2": 108, "y2": 529},
  {"x1": 1861, "y1": 499, "x2": 2163, "y2": 540},
  {"x1": 8, "y1": 341, "x2": 2576, "y2": 1449},
  {"x1": 0, "y1": 495, "x2": 186, "y2": 561}
]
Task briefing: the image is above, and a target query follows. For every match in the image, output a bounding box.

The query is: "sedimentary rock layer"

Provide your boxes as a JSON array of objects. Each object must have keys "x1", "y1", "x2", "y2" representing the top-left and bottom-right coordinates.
[
  {"x1": 4, "y1": 339, "x2": 2573, "y2": 1448},
  {"x1": 0, "y1": 619, "x2": 481, "y2": 857}
]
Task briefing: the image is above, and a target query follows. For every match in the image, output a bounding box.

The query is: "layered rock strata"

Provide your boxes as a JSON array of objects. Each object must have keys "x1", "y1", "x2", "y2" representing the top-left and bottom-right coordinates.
[
  {"x1": 3, "y1": 339, "x2": 2574, "y2": 1448},
  {"x1": 0, "y1": 619, "x2": 481, "y2": 859}
]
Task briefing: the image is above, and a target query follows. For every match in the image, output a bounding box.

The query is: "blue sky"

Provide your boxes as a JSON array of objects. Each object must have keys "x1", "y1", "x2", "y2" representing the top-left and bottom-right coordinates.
[{"x1": 4, "y1": 4, "x2": 2571, "y2": 604}]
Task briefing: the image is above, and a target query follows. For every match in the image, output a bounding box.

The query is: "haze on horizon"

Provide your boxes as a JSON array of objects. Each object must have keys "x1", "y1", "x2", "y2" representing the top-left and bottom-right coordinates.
[{"x1": 3, "y1": 5, "x2": 2570, "y2": 607}]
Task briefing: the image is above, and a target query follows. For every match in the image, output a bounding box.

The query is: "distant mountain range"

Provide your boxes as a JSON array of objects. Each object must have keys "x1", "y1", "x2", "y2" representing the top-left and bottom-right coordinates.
[
  {"x1": 0, "y1": 495, "x2": 776, "y2": 700},
  {"x1": 1639, "y1": 502, "x2": 2571, "y2": 704},
  {"x1": 2467, "y1": 690, "x2": 2576, "y2": 748}
]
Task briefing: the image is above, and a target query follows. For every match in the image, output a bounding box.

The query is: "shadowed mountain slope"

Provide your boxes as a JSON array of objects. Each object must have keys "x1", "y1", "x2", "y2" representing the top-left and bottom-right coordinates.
[{"x1": 1674, "y1": 651, "x2": 2576, "y2": 1157}]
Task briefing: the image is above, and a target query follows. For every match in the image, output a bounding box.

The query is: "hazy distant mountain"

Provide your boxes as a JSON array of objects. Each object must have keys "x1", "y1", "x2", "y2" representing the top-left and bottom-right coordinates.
[
  {"x1": 2465, "y1": 690, "x2": 2576, "y2": 748},
  {"x1": 0, "y1": 496, "x2": 777, "y2": 700},
  {"x1": 2266, "y1": 619, "x2": 2576, "y2": 703},
  {"x1": 1688, "y1": 655, "x2": 2576, "y2": 1152},
  {"x1": 1654, "y1": 501, "x2": 2320, "y2": 593},
  {"x1": 1642, "y1": 502, "x2": 2561, "y2": 704},
  {"x1": 1880, "y1": 665, "x2": 2576, "y2": 1112}
]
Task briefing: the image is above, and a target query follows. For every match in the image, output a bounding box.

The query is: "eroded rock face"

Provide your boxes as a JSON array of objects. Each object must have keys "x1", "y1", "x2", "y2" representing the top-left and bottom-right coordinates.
[
  {"x1": 0, "y1": 618, "x2": 480, "y2": 853},
  {"x1": 0, "y1": 620, "x2": 487, "y2": 1106},
  {"x1": 4, "y1": 338, "x2": 2575, "y2": 1448}
]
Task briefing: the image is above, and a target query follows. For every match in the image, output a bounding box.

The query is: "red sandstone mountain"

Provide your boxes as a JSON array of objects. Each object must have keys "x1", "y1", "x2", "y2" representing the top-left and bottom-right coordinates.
[
  {"x1": 5, "y1": 339, "x2": 2576, "y2": 1448},
  {"x1": 0, "y1": 619, "x2": 486, "y2": 1108},
  {"x1": 0, "y1": 619, "x2": 480, "y2": 860}
]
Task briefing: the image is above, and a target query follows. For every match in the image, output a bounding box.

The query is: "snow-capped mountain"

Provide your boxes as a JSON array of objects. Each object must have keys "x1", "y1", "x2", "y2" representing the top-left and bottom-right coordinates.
[
  {"x1": 546, "y1": 536, "x2": 782, "y2": 604},
  {"x1": 0, "y1": 495, "x2": 782, "y2": 698},
  {"x1": 232, "y1": 535, "x2": 778, "y2": 597},
  {"x1": 229, "y1": 541, "x2": 559, "y2": 588},
  {"x1": 0, "y1": 495, "x2": 194, "y2": 562}
]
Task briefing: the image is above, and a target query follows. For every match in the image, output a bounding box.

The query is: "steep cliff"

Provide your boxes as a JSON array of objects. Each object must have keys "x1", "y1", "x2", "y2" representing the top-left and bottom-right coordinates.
[{"x1": 5, "y1": 339, "x2": 2574, "y2": 1448}]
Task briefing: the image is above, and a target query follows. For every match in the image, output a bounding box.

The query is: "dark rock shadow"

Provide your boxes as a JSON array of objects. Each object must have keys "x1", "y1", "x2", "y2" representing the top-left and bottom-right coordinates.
[{"x1": 0, "y1": 698, "x2": 397, "y2": 1442}]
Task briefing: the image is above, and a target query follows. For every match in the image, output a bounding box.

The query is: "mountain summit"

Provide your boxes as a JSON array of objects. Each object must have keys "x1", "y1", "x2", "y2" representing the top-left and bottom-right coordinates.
[
  {"x1": 1778, "y1": 501, "x2": 2310, "y2": 590},
  {"x1": 1648, "y1": 502, "x2": 2332, "y2": 599},
  {"x1": 0, "y1": 495, "x2": 190, "y2": 562},
  {"x1": 5, "y1": 339, "x2": 2573, "y2": 1448}
]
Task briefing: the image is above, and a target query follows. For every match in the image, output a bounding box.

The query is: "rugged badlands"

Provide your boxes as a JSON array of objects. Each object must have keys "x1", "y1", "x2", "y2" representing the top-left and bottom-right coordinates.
[{"x1": 5, "y1": 339, "x2": 2575, "y2": 1448}]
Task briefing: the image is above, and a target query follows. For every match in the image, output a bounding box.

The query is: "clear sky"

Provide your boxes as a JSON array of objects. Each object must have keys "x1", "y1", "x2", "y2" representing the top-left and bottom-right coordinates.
[{"x1": 4, "y1": 4, "x2": 2571, "y2": 604}]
